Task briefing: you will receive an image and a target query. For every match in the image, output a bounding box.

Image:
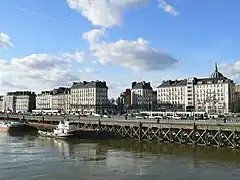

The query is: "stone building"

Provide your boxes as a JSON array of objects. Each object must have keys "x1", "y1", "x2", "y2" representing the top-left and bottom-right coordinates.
[
  {"x1": 36, "y1": 91, "x2": 53, "y2": 110},
  {"x1": 4, "y1": 91, "x2": 36, "y2": 113},
  {"x1": 51, "y1": 87, "x2": 71, "y2": 113},
  {"x1": 120, "y1": 89, "x2": 131, "y2": 110},
  {"x1": 157, "y1": 63, "x2": 235, "y2": 114},
  {"x1": 70, "y1": 81, "x2": 108, "y2": 114},
  {"x1": 131, "y1": 81, "x2": 154, "y2": 110},
  {"x1": 0, "y1": 96, "x2": 4, "y2": 112}
]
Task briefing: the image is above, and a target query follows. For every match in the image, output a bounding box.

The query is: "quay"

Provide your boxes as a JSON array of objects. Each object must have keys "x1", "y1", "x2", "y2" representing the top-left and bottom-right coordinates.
[{"x1": 1, "y1": 114, "x2": 240, "y2": 148}]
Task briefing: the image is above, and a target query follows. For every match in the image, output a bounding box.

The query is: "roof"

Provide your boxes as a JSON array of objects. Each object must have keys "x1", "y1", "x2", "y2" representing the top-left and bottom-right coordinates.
[
  {"x1": 157, "y1": 79, "x2": 187, "y2": 88},
  {"x1": 6, "y1": 91, "x2": 36, "y2": 96},
  {"x1": 157, "y1": 63, "x2": 233, "y2": 88},
  {"x1": 71, "y1": 81, "x2": 108, "y2": 89},
  {"x1": 210, "y1": 62, "x2": 224, "y2": 78},
  {"x1": 196, "y1": 77, "x2": 233, "y2": 84},
  {"x1": 157, "y1": 77, "x2": 233, "y2": 88},
  {"x1": 132, "y1": 81, "x2": 152, "y2": 90}
]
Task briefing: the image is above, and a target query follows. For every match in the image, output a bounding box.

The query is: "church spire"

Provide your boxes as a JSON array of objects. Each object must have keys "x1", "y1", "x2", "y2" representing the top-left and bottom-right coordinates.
[{"x1": 215, "y1": 62, "x2": 218, "y2": 72}]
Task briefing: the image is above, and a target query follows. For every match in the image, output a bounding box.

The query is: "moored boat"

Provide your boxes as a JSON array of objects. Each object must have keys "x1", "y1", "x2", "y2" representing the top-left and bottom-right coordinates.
[
  {"x1": 0, "y1": 120, "x2": 33, "y2": 133},
  {"x1": 38, "y1": 120, "x2": 77, "y2": 139}
]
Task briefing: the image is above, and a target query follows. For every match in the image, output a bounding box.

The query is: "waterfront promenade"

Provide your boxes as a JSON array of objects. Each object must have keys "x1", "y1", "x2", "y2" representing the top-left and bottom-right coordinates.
[{"x1": 1, "y1": 113, "x2": 240, "y2": 124}]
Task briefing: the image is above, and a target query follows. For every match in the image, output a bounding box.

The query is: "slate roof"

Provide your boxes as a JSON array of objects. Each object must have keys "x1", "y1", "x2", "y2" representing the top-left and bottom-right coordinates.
[
  {"x1": 157, "y1": 79, "x2": 187, "y2": 88},
  {"x1": 196, "y1": 77, "x2": 233, "y2": 84},
  {"x1": 52, "y1": 87, "x2": 70, "y2": 95},
  {"x1": 157, "y1": 77, "x2": 233, "y2": 88},
  {"x1": 71, "y1": 81, "x2": 108, "y2": 89},
  {"x1": 132, "y1": 81, "x2": 152, "y2": 90},
  {"x1": 210, "y1": 62, "x2": 224, "y2": 78},
  {"x1": 7, "y1": 91, "x2": 36, "y2": 96},
  {"x1": 157, "y1": 63, "x2": 233, "y2": 88}
]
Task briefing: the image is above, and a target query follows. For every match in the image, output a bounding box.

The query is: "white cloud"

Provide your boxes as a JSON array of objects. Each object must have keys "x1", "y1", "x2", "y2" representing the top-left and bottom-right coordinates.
[
  {"x1": 219, "y1": 61, "x2": 240, "y2": 82},
  {"x1": 82, "y1": 28, "x2": 106, "y2": 45},
  {"x1": 0, "y1": 52, "x2": 87, "y2": 94},
  {"x1": 79, "y1": 67, "x2": 99, "y2": 73},
  {"x1": 0, "y1": 32, "x2": 14, "y2": 49},
  {"x1": 62, "y1": 51, "x2": 87, "y2": 63},
  {"x1": 158, "y1": 0, "x2": 179, "y2": 16},
  {"x1": 86, "y1": 33, "x2": 178, "y2": 71},
  {"x1": 66, "y1": 0, "x2": 147, "y2": 28}
]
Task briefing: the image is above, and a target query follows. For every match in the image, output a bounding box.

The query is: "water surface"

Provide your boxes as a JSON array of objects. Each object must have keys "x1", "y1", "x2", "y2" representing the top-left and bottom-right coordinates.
[{"x1": 0, "y1": 133, "x2": 239, "y2": 180}]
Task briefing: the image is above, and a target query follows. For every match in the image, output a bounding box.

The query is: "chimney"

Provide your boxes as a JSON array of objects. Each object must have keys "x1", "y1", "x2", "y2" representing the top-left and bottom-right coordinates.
[
  {"x1": 83, "y1": 81, "x2": 87, "y2": 85},
  {"x1": 132, "y1": 81, "x2": 136, "y2": 88}
]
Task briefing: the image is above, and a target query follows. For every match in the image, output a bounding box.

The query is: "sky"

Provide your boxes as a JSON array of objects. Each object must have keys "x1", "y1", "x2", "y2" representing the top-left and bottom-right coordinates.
[{"x1": 1, "y1": 0, "x2": 240, "y2": 98}]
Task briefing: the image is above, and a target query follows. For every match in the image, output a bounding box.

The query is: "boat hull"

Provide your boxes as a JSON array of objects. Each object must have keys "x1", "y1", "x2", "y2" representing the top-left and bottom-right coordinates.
[
  {"x1": 38, "y1": 130, "x2": 74, "y2": 139},
  {"x1": 0, "y1": 122, "x2": 36, "y2": 133}
]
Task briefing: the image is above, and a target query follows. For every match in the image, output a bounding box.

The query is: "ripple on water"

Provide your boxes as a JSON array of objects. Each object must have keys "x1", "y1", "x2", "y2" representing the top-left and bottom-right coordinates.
[{"x1": 0, "y1": 134, "x2": 240, "y2": 180}]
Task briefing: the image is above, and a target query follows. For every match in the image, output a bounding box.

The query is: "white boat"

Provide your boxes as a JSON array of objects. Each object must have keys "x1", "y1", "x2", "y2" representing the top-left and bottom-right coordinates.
[{"x1": 38, "y1": 120, "x2": 77, "y2": 138}]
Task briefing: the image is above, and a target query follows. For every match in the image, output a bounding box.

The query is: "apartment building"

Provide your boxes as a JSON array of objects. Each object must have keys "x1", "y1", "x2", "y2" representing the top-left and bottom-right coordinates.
[
  {"x1": 131, "y1": 81, "x2": 154, "y2": 110},
  {"x1": 157, "y1": 63, "x2": 235, "y2": 113},
  {"x1": 36, "y1": 91, "x2": 53, "y2": 110},
  {"x1": 232, "y1": 84, "x2": 240, "y2": 112},
  {"x1": 4, "y1": 91, "x2": 36, "y2": 113},
  {"x1": 120, "y1": 89, "x2": 131, "y2": 110},
  {"x1": 52, "y1": 87, "x2": 71, "y2": 113},
  {"x1": 0, "y1": 96, "x2": 4, "y2": 112},
  {"x1": 70, "y1": 81, "x2": 108, "y2": 114}
]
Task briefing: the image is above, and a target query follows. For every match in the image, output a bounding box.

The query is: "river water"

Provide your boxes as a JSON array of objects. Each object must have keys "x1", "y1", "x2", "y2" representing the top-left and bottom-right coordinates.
[{"x1": 0, "y1": 133, "x2": 240, "y2": 180}]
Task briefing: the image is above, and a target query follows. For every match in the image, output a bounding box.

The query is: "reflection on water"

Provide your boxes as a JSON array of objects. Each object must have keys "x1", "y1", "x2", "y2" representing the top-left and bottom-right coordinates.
[
  {"x1": 0, "y1": 132, "x2": 240, "y2": 180},
  {"x1": 37, "y1": 136, "x2": 107, "y2": 161}
]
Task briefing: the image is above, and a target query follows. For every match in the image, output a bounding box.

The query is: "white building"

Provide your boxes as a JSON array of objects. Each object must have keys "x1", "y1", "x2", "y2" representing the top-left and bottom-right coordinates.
[
  {"x1": 157, "y1": 63, "x2": 235, "y2": 114},
  {"x1": 131, "y1": 81, "x2": 154, "y2": 110},
  {"x1": 0, "y1": 96, "x2": 4, "y2": 112},
  {"x1": 70, "y1": 81, "x2": 108, "y2": 114},
  {"x1": 51, "y1": 87, "x2": 71, "y2": 113},
  {"x1": 3, "y1": 95, "x2": 14, "y2": 112},
  {"x1": 4, "y1": 91, "x2": 36, "y2": 113},
  {"x1": 36, "y1": 91, "x2": 53, "y2": 110}
]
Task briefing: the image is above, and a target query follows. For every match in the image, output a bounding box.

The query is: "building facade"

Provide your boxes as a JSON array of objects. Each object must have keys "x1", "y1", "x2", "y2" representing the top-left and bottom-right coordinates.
[
  {"x1": 4, "y1": 91, "x2": 36, "y2": 113},
  {"x1": 232, "y1": 84, "x2": 240, "y2": 112},
  {"x1": 157, "y1": 63, "x2": 235, "y2": 114},
  {"x1": 131, "y1": 81, "x2": 153, "y2": 110},
  {"x1": 52, "y1": 87, "x2": 71, "y2": 113},
  {"x1": 0, "y1": 96, "x2": 4, "y2": 112},
  {"x1": 70, "y1": 81, "x2": 108, "y2": 114},
  {"x1": 36, "y1": 91, "x2": 53, "y2": 110},
  {"x1": 120, "y1": 89, "x2": 131, "y2": 110}
]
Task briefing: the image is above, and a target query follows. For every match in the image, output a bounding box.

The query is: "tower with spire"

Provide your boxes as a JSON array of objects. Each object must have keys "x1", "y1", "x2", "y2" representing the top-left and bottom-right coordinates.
[{"x1": 210, "y1": 62, "x2": 224, "y2": 78}]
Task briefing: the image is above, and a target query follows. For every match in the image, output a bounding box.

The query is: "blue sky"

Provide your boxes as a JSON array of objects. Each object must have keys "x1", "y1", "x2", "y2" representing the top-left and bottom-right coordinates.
[{"x1": 1, "y1": 0, "x2": 240, "y2": 97}]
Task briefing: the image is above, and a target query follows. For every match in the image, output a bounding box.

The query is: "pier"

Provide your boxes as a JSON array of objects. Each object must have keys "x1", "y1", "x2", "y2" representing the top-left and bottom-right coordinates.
[{"x1": 1, "y1": 114, "x2": 240, "y2": 148}]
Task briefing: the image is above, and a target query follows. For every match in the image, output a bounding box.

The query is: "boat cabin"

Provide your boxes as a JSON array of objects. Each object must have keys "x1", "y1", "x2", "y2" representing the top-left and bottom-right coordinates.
[{"x1": 54, "y1": 120, "x2": 76, "y2": 134}]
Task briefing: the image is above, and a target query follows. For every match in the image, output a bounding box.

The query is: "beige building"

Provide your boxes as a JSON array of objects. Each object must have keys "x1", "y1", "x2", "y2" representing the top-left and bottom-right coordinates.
[
  {"x1": 36, "y1": 91, "x2": 53, "y2": 110},
  {"x1": 131, "y1": 81, "x2": 154, "y2": 110},
  {"x1": 157, "y1": 63, "x2": 235, "y2": 114},
  {"x1": 4, "y1": 91, "x2": 36, "y2": 113},
  {"x1": 70, "y1": 81, "x2": 108, "y2": 114},
  {"x1": 52, "y1": 87, "x2": 71, "y2": 113}
]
